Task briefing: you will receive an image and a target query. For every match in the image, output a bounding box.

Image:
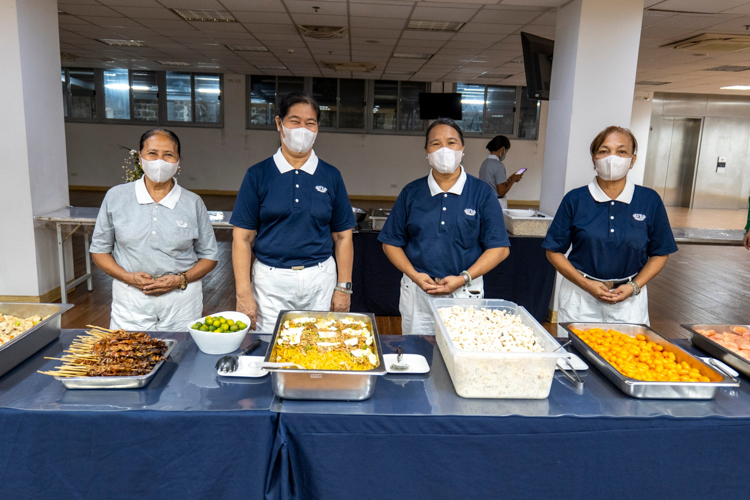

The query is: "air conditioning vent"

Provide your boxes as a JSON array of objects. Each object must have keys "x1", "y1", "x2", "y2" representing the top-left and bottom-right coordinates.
[
  {"x1": 662, "y1": 34, "x2": 750, "y2": 54},
  {"x1": 706, "y1": 65, "x2": 750, "y2": 72},
  {"x1": 298, "y1": 25, "x2": 347, "y2": 40},
  {"x1": 636, "y1": 81, "x2": 670, "y2": 86},
  {"x1": 172, "y1": 9, "x2": 236, "y2": 22},
  {"x1": 407, "y1": 20, "x2": 464, "y2": 32},
  {"x1": 323, "y1": 62, "x2": 378, "y2": 72},
  {"x1": 226, "y1": 45, "x2": 269, "y2": 52}
]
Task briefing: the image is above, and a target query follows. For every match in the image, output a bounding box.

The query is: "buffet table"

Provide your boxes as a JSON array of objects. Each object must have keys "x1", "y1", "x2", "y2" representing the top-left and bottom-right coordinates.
[{"x1": 4, "y1": 332, "x2": 750, "y2": 499}]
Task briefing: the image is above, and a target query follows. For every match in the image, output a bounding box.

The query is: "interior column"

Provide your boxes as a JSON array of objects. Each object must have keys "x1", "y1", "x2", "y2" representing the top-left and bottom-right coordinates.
[{"x1": 0, "y1": 0, "x2": 71, "y2": 301}]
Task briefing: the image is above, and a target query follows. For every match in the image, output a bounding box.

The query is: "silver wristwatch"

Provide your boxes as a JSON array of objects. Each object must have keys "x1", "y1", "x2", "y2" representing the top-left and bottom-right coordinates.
[{"x1": 336, "y1": 282, "x2": 352, "y2": 290}]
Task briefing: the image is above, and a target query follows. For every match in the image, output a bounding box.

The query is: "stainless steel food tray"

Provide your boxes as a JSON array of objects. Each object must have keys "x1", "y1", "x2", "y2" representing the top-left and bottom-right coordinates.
[
  {"x1": 56, "y1": 339, "x2": 177, "y2": 389},
  {"x1": 0, "y1": 302, "x2": 74, "y2": 379},
  {"x1": 561, "y1": 323, "x2": 738, "y2": 399},
  {"x1": 683, "y1": 324, "x2": 750, "y2": 379},
  {"x1": 264, "y1": 311, "x2": 386, "y2": 401}
]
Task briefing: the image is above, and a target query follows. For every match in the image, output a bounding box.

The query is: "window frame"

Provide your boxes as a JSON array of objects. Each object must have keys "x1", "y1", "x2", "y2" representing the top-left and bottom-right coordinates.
[
  {"x1": 62, "y1": 67, "x2": 224, "y2": 128},
  {"x1": 453, "y1": 82, "x2": 541, "y2": 141}
]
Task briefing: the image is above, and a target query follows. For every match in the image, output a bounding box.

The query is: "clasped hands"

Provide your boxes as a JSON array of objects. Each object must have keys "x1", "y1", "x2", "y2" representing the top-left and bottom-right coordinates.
[
  {"x1": 125, "y1": 272, "x2": 180, "y2": 296},
  {"x1": 413, "y1": 272, "x2": 466, "y2": 295},
  {"x1": 583, "y1": 279, "x2": 634, "y2": 304}
]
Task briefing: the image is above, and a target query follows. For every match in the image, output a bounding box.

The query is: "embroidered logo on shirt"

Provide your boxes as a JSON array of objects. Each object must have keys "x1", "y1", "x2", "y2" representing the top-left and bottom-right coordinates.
[
  {"x1": 633, "y1": 214, "x2": 646, "y2": 221},
  {"x1": 176, "y1": 221, "x2": 188, "y2": 228},
  {"x1": 315, "y1": 185, "x2": 328, "y2": 193},
  {"x1": 464, "y1": 208, "x2": 476, "y2": 216}
]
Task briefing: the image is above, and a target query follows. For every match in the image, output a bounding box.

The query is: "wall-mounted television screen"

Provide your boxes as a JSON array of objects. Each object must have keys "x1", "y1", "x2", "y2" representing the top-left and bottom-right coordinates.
[
  {"x1": 419, "y1": 93, "x2": 462, "y2": 120},
  {"x1": 521, "y1": 32, "x2": 554, "y2": 101}
]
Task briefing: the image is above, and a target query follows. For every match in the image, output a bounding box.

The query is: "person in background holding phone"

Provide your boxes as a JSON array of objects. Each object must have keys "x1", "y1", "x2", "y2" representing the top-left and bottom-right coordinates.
[{"x1": 478, "y1": 135, "x2": 524, "y2": 210}]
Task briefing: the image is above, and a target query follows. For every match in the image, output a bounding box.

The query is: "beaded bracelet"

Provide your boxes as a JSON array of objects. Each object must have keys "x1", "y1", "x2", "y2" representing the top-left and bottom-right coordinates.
[
  {"x1": 335, "y1": 287, "x2": 353, "y2": 295},
  {"x1": 460, "y1": 270, "x2": 472, "y2": 287}
]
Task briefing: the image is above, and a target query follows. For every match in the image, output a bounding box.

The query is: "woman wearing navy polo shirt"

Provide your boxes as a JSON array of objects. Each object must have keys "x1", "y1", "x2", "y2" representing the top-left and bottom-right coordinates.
[
  {"x1": 543, "y1": 126, "x2": 678, "y2": 325},
  {"x1": 379, "y1": 119, "x2": 511, "y2": 335},
  {"x1": 231, "y1": 92, "x2": 356, "y2": 332}
]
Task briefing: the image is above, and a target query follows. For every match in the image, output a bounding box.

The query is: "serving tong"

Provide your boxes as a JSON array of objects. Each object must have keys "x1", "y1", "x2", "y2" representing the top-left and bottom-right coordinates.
[
  {"x1": 554, "y1": 340, "x2": 585, "y2": 390},
  {"x1": 216, "y1": 339, "x2": 305, "y2": 374}
]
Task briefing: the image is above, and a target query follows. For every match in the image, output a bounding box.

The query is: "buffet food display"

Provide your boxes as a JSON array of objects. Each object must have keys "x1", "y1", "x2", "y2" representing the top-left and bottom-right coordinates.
[
  {"x1": 430, "y1": 299, "x2": 569, "y2": 399},
  {"x1": 683, "y1": 324, "x2": 750, "y2": 379},
  {"x1": 271, "y1": 316, "x2": 378, "y2": 370},
  {"x1": 0, "y1": 314, "x2": 47, "y2": 343},
  {"x1": 564, "y1": 323, "x2": 738, "y2": 399},
  {"x1": 264, "y1": 311, "x2": 386, "y2": 401},
  {"x1": 40, "y1": 326, "x2": 176, "y2": 389}
]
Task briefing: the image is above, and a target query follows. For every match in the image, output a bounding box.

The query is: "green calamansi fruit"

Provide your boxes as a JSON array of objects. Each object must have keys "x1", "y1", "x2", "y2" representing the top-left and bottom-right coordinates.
[
  {"x1": 192, "y1": 323, "x2": 203, "y2": 330},
  {"x1": 200, "y1": 326, "x2": 209, "y2": 332}
]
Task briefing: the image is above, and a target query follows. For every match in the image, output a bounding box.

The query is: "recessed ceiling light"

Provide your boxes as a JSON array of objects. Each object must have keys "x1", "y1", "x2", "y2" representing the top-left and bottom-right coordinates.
[
  {"x1": 721, "y1": 85, "x2": 750, "y2": 90},
  {"x1": 407, "y1": 20, "x2": 464, "y2": 33},
  {"x1": 98, "y1": 39, "x2": 145, "y2": 47},
  {"x1": 323, "y1": 61, "x2": 378, "y2": 72},
  {"x1": 383, "y1": 71, "x2": 415, "y2": 76},
  {"x1": 393, "y1": 53, "x2": 432, "y2": 60},
  {"x1": 635, "y1": 80, "x2": 670, "y2": 86},
  {"x1": 256, "y1": 65, "x2": 287, "y2": 70},
  {"x1": 172, "y1": 9, "x2": 236, "y2": 22},
  {"x1": 298, "y1": 25, "x2": 347, "y2": 39},
  {"x1": 157, "y1": 61, "x2": 191, "y2": 66},
  {"x1": 365, "y1": 40, "x2": 381, "y2": 44},
  {"x1": 706, "y1": 65, "x2": 750, "y2": 72},
  {"x1": 226, "y1": 45, "x2": 269, "y2": 52},
  {"x1": 197, "y1": 63, "x2": 221, "y2": 68}
]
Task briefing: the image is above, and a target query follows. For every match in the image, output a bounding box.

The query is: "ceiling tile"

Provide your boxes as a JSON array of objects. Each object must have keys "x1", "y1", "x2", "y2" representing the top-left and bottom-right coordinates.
[
  {"x1": 58, "y1": 16, "x2": 93, "y2": 26},
  {"x1": 401, "y1": 30, "x2": 454, "y2": 41},
  {"x1": 350, "y1": 27, "x2": 403, "y2": 38},
  {"x1": 221, "y1": 0, "x2": 287, "y2": 12},
  {"x1": 350, "y1": 17, "x2": 406, "y2": 29},
  {"x1": 56, "y1": 5, "x2": 123, "y2": 17},
  {"x1": 451, "y1": 32, "x2": 509, "y2": 43},
  {"x1": 137, "y1": 18, "x2": 191, "y2": 30},
  {"x1": 443, "y1": 40, "x2": 494, "y2": 50},
  {"x1": 350, "y1": 3, "x2": 413, "y2": 18},
  {"x1": 291, "y1": 14, "x2": 349, "y2": 25},
  {"x1": 80, "y1": 17, "x2": 144, "y2": 28},
  {"x1": 411, "y1": 6, "x2": 479, "y2": 23},
  {"x1": 518, "y1": 25, "x2": 555, "y2": 37},
  {"x1": 157, "y1": 0, "x2": 224, "y2": 8},
  {"x1": 285, "y1": 1, "x2": 349, "y2": 15},
  {"x1": 190, "y1": 22, "x2": 249, "y2": 33},
  {"x1": 111, "y1": 7, "x2": 177, "y2": 19},
  {"x1": 97, "y1": 0, "x2": 161, "y2": 6},
  {"x1": 654, "y1": 0, "x2": 749, "y2": 14},
  {"x1": 242, "y1": 23, "x2": 300, "y2": 34},
  {"x1": 233, "y1": 12, "x2": 292, "y2": 24},
  {"x1": 473, "y1": 9, "x2": 540, "y2": 24},
  {"x1": 459, "y1": 23, "x2": 522, "y2": 34},
  {"x1": 499, "y1": 0, "x2": 569, "y2": 7}
]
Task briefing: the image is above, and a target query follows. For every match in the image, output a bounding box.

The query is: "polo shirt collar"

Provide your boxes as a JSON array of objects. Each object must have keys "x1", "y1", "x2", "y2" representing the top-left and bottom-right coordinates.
[
  {"x1": 273, "y1": 147, "x2": 318, "y2": 175},
  {"x1": 428, "y1": 166, "x2": 467, "y2": 197},
  {"x1": 487, "y1": 154, "x2": 500, "y2": 161},
  {"x1": 135, "y1": 177, "x2": 182, "y2": 209},
  {"x1": 588, "y1": 177, "x2": 635, "y2": 204}
]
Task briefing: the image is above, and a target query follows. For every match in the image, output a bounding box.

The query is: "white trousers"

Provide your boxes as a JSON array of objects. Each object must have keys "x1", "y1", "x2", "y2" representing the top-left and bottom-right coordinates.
[
  {"x1": 111, "y1": 278, "x2": 203, "y2": 332},
  {"x1": 498, "y1": 197, "x2": 508, "y2": 210},
  {"x1": 252, "y1": 256, "x2": 337, "y2": 333},
  {"x1": 557, "y1": 276, "x2": 649, "y2": 326},
  {"x1": 399, "y1": 274, "x2": 484, "y2": 335}
]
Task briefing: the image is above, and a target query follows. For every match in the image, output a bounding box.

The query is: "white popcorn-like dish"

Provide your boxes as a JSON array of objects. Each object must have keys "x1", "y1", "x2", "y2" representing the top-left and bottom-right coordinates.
[
  {"x1": 438, "y1": 306, "x2": 544, "y2": 353},
  {"x1": 430, "y1": 300, "x2": 566, "y2": 399}
]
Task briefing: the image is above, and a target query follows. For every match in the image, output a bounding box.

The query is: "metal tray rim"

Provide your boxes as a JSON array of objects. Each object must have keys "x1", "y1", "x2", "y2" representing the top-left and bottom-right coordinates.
[
  {"x1": 56, "y1": 338, "x2": 177, "y2": 388},
  {"x1": 0, "y1": 303, "x2": 74, "y2": 353},
  {"x1": 682, "y1": 324, "x2": 750, "y2": 373},
  {"x1": 264, "y1": 310, "x2": 387, "y2": 375},
  {"x1": 561, "y1": 322, "x2": 738, "y2": 388}
]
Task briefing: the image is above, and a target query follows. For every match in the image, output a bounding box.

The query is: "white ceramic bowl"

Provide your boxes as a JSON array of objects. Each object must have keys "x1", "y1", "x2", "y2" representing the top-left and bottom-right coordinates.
[{"x1": 187, "y1": 311, "x2": 251, "y2": 355}]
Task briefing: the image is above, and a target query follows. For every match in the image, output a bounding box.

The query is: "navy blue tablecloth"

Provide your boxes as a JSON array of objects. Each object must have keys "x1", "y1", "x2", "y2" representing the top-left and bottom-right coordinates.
[
  {"x1": 0, "y1": 408, "x2": 278, "y2": 500},
  {"x1": 351, "y1": 231, "x2": 555, "y2": 323},
  {"x1": 271, "y1": 413, "x2": 750, "y2": 500}
]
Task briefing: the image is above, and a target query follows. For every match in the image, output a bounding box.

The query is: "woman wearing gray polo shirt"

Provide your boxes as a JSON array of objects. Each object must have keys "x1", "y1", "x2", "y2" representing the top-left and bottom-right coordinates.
[
  {"x1": 478, "y1": 135, "x2": 524, "y2": 210},
  {"x1": 91, "y1": 129, "x2": 219, "y2": 331}
]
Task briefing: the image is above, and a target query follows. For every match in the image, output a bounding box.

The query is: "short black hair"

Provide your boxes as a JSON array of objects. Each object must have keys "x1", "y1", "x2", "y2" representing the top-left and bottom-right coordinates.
[
  {"x1": 425, "y1": 118, "x2": 464, "y2": 148},
  {"x1": 278, "y1": 91, "x2": 320, "y2": 123},
  {"x1": 139, "y1": 128, "x2": 181, "y2": 156},
  {"x1": 486, "y1": 135, "x2": 510, "y2": 153}
]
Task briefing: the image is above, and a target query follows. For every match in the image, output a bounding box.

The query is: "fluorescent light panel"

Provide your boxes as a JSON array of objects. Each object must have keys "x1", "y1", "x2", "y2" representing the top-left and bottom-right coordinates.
[
  {"x1": 226, "y1": 45, "x2": 269, "y2": 52},
  {"x1": 407, "y1": 20, "x2": 464, "y2": 32},
  {"x1": 721, "y1": 85, "x2": 750, "y2": 90},
  {"x1": 157, "y1": 61, "x2": 190, "y2": 66},
  {"x1": 393, "y1": 53, "x2": 432, "y2": 60},
  {"x1": 98, "y1": 39, "x2": 145, "y2": 47}
]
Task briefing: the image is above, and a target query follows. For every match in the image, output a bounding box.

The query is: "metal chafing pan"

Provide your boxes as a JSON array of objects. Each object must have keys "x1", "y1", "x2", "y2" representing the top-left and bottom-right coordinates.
[
  {"x1": 264, "y1": 310, "x2": 386, "y2": 401},
  {"x1": 0, "y1": 302, "x2": 74, "y2": 379},
  {"x1": 683, "y1": 324, "x2": 750, "y2": 379},
  {"x1": 561, "y1": 323, "x2": 739, "y2": 399},
  {"x1": 56, "y1": 339, "x2": 177, "y2": 389}
]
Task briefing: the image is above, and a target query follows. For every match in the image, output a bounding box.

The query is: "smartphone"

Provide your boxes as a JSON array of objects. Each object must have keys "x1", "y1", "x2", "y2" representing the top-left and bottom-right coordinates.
[{"x1": 514, "y1": 168, "x2": 527, "y2": 175}]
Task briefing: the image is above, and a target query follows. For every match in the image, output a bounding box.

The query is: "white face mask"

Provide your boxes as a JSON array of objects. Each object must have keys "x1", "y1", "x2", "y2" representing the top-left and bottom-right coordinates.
[
  {"x1": 281, "y1": 124, "x2": 317, "y2": 154},
  {"x1": 427, "y1": 147, "x2": 463, "y2": 175},
  {"x1": 594, "y1": 154, "x2": 632, "y2": 181},
  {"x1": 141, "y1": 157, "x2": 179, "y2": 184}
]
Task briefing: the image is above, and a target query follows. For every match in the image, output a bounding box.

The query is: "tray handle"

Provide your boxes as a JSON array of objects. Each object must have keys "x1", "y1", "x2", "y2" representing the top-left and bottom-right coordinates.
[{"x1": 700, "y1": 356, "x2": 741, "y2": 384}]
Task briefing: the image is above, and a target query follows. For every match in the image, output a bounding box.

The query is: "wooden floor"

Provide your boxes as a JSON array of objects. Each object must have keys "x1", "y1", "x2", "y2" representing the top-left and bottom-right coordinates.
[
  {"x1": 60, "y1": 190, "x2": 750, "y2": 338},
  {"x1": 666, "y1": 206, "x2": 748, "y2": 230}
]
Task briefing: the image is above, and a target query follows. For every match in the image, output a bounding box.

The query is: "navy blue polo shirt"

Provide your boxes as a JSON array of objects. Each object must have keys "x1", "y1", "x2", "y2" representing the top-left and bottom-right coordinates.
[
  {"x1": 378, "y1": 168, "x2": 510, "y2": 279},
  {"x1": 542, "y1": 179, "x2": 678, "y2": 279},
  {"x1": 230, "y1": 150, "x2": 356, "y2": 268}
]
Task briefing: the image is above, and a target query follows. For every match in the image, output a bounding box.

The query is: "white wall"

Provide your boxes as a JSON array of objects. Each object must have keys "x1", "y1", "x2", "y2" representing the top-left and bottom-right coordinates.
[
  {"x1": 0, "y1": 0, "x2": 70, "y2": 298},
  {"x1": 65, "y1": 74, "x2": 549, "y2": 202}
]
